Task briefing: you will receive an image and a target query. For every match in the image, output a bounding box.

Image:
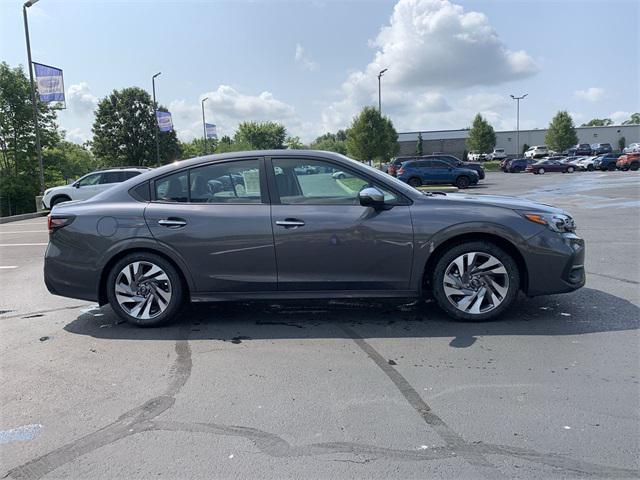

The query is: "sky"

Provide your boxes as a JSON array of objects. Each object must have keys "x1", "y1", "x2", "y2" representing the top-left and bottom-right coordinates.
[{"x1": 1, "y1": 0, "x2": 638, "y2": 144}]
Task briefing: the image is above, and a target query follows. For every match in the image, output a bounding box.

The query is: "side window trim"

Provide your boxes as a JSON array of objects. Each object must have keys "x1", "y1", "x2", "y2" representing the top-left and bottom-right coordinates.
[{"x1": 265, "y1": 155, "x2": 411, "y2": 206}]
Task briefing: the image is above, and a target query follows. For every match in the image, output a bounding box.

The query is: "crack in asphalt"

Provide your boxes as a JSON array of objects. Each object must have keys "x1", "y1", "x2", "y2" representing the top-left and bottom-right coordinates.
[
  {"x1": 586, "y1": 271, "x2": 640, "y2": 285},
  {"x1": 0, "y1": 304, "x2": 92, "y2": 321},
  {"x1": 4, "y1": 322, "x2": 638, "y2": 479}
]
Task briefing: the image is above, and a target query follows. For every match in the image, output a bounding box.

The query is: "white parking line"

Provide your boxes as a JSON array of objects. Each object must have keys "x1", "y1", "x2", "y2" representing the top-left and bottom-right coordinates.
[
  {"x1": 0, "y1": 230, "x2": 48, "y2": 234},
  {"x1": 0, "y1": 243, "x2": 48, "y2": 247},
  {"x1": 0, "y1": 266, "x2": 18, "y2": 269}
]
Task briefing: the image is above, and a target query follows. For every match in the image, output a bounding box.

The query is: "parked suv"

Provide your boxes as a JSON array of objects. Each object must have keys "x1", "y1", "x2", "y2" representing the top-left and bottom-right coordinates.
[
  {"x1": 616, "y1": 153, "x2": 640, "y2": 171},
  {"x1": 566, "y1": 144, "x2": 592, "y2": 156},
  {"x1": 488, "y1": 148, "x2": 506, "y2": 160},
  {"x1": 42, "y1": 167, "x2": 150, "y2": 209},
  {"x1": 593, "y1": 153, "x2": 622, "y2": 171},
  {"x1": 468, "y1": 151, "x2": 488, "y2": 161},
  {"x1": 388, "y1": 156, "x2": 412, "y2": 176},
  {"x1": 44, "y1": 150, "x2": 585, "y2": 326},
  {"x1": 397, "y1": 158, "x2": 479, "y2": 188},
  {"x1": 506, "y1": 158, "x2": 535, "y2": 173},
  {"x1": 524, "y1": 146, "x2": 548, "y2": 159},
  {"x1": 404, "y1": 155, "x2": 485, "y2": 180},
  {"x1": 590, "y1": 143, "x2": 612, "y2": 155}
]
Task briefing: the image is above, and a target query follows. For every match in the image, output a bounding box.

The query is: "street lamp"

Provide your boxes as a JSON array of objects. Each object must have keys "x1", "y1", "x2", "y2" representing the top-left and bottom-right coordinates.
[
  {"x1": 201, "y1": 97, "x2": 209, "y2": 155},
  {"x1": 23, "y1": 0, "x2": 45, "y2": 195},
  {"x1": 510, "y1": 94, "x2": 528, "y2": 157},
  {"x1": 377, "y1": 68, "x2": 388, "y2": 114},
  {"x1": 152, "y1": 72, "x2": 162, "y2": 167}
]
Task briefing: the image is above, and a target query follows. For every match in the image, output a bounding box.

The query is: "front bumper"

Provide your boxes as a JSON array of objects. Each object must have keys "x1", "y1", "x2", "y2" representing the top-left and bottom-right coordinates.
[{"x1": 524, "y1": 230, "x2": 585, "y2": 296}]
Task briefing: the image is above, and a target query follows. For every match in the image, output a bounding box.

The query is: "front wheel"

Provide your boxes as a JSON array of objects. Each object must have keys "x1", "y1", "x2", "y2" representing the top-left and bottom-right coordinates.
[
  {"x1": 607, "y1": 164, "x2": 616, "y2": 171},
  {"x1": 106, "y1": 253, "x2": 184, "y2": 327},
  {"x1": 587, "y1": 164, "x2": 594, "y2": 171},
  {"x1": 567, "y1": 166, "x2": 575, "y2": 173},
  {"x1": 408, "y1": 177, "x2": 422, "y2": 188},
  {"x1": 431, "y1": 242, "x2": 520, "y2": 321},
  {"x1": 455, "y1": 176, "x2": 470, "y2": 189},
  {"x1": 537, "y1": 168, "x2": 545, "y2": 174}
]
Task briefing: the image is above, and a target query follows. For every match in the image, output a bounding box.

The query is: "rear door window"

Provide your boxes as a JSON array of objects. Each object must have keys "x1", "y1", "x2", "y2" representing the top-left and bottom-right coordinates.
[
  {"x1": 100, "y1": 172, "x2": 123, "y2": 184},
  {"x1": 155, "y1": 171, "x2": 189, "y2": 203},
  {"x1": 189, "y1": 159, "x2": 262, "y2": 203}
]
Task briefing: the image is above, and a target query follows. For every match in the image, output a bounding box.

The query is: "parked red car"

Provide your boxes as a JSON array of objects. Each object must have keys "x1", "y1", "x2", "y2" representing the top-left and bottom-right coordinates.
[
  {"x1": 616, "y1": 153, "x2": 640, "y2": 171},
  {"x1": 526, "y1": 159, "x2": 576, "y2": 174}
]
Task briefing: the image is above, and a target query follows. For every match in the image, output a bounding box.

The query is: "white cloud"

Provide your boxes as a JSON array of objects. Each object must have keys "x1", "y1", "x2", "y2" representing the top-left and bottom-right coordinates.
[
  {"x1": 64, "y1": 128, "x2": 90, "y2": 144},
  {"x1": 574, "y1": 87, "x2": 604, "y2": 102},
  {"x1": 458, "y1": 93, "x2": 509, "y2": 112},
  {"x1": 609, "y1": 111, "x2": 632, "y2": 124},
  {"x1": 170, "y1": 85, "x2": 306, "y2": 142},
  {"x1": 321, "y1": 0, "x2": 538, "y2": 133},
  {"x1": 67, "y1": 82, "x2": 98, "y2": 114},
  {"x1": 294, "y1": 44, "x2": 318, "y2": 71}
]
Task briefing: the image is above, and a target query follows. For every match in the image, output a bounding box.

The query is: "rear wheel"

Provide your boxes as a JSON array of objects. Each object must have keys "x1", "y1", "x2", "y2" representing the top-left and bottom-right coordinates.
[
  {"x1": 51, "y1": 195, "x2": 71, "y2": 207},
  {"x1": 567, "y1": 166, "x2": 575, "y2": 173},
  {"x1": 431, "y1": 242, "x2": 520, "y2": 321},
  {"x1": 630, "y1": 163, "x2": 639, "y2": 171},
  {"x1": 455, "y1": 176, "x2": 470, "y2": 189},
  {"x1": 587, "y1": 164, "x2": 594, "y2": 171},
  {"x1": 106, "y1": 253, "x2": 184, "y2": 327},
  {"x1": 537, "y1": 168, "x2": 545, "y2": 175},
  {"x1": 408, "y1": 177, "x2": 422, "y2": 188}
]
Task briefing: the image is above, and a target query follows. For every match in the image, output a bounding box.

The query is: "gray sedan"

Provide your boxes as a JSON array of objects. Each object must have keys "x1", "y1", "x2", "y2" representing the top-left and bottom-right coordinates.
[{"x1": 44, "y1": 150, "x2": 585, "y2": 326}]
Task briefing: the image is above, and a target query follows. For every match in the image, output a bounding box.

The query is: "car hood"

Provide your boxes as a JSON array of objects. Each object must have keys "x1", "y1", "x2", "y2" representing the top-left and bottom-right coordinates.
[{"x1": 431, "y1": 193, "x2": 565, "y2": 214}]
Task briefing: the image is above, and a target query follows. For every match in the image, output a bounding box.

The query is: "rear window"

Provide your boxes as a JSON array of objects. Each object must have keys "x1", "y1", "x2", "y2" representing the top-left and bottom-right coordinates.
[
  {"x1": 155, "y1": 171, "x2": 188, "y2": 202},
  {"x1": 124, "y1": 171, "x2": 142, "y2": 180}
]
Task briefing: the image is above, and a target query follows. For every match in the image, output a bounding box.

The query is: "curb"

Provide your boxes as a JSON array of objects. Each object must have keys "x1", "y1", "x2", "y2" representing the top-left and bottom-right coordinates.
[{"x1": 0, "y1": 212, "x2": 48, "y2": 224}]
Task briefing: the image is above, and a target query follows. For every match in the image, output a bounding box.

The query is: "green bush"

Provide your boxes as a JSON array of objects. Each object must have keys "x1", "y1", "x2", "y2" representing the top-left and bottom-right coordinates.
[{"x1": 483, "y1": 161, "x2": 501, "y2": 172}]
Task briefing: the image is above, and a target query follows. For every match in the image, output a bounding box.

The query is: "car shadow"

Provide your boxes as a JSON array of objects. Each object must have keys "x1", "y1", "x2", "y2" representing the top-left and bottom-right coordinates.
[{"x1": 64, "y1": 287, "x2": 639, "y2": 348}]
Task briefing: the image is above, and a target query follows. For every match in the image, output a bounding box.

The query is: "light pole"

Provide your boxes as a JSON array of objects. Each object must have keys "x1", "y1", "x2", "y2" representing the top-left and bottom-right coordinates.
[
  {"x1": 152, "y1": 72, "x2": 161, "y2": 166},
  {"x1": 377, "y1": 68, "x2": 387, "y2": 114},
  {"x1": 510, "y1": 94, "x2": 527, "y2": 157},
  {"x1": 201, "y1": 97, "x2": 208, "y2": 155},
  {"x1": 23, "y1": 0, "x2": 45, "y2": 195}
]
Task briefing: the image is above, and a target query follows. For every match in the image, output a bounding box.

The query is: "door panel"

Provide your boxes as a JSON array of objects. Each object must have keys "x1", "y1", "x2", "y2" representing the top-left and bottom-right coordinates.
[
  {"x1": 269, "y1": 157, "x2": 414, "y2": 291},
  {"x1": 145, "y1": 158, "x2": 276, "y2": 293}
]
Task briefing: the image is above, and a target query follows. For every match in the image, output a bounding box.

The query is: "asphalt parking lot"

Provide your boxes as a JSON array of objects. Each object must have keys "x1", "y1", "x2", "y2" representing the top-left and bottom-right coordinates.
[{"x1": 1, "y1": 171, "x2": 639, "y2": 479}]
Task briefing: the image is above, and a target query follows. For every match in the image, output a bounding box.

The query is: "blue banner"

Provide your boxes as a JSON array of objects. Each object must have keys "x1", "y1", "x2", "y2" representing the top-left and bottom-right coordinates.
[
  {"x1": 205, "y1": 123, "x2": 217, "y2": 139},
  {"x1": 33, "y1": 62, "x2": 65, "y2": 106},
  {"x1": 156, "y1": 111, "x2": 173, "y2": 132}
]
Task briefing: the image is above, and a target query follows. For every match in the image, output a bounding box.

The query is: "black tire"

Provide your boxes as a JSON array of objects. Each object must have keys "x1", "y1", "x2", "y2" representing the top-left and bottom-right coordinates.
[
  {"x1": 607, "y1": 163, "x2": 616, "y2": 171},
  {"x1": 537, "y1": 168, "x2": 545, "y2": 175},
  {"x1": 431, "y1": 241, "x2": 520, "y2": 322},
  {"x1": 51, "y1": 195, "x2": 71, "y2": 207},
  {"x1": 587, "y1": 164, "x2": 594, "y2": 171},
  {"x1": 455, "y1": 176, "x2": 470, "y2": 189},
  {"x1": 408, "y1": 177, "x2": 422, "y2": 188},
  {"x1": 630, "y1": 163, "x2": 639, "y2": 171},
  {"x1": 106, "y1": 252, "x2": 184, "y2": 327}
]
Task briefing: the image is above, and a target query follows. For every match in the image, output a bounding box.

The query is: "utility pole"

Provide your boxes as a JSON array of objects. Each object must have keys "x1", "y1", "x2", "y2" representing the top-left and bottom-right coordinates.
[
  {"x1": 377, "y1": 68, "x2": 387, "y2": 115},
  {"x1": 510, "y1": 94, "x2": 528, "y2": 157},
  {"x1": 23, "y1": 0, "x2": 45, "y2": 194},
  {"x1": 152, "y1": 72, "x2": 161, "y2": 167},
  {"x1": 201, "y1": 97, "x2": 208, "y2": 155}
]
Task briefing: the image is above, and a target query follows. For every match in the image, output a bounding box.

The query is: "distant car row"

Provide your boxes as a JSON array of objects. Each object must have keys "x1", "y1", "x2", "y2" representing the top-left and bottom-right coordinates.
[{"x1": 501, "y1": 152, "x2": 640, "y2": 174}]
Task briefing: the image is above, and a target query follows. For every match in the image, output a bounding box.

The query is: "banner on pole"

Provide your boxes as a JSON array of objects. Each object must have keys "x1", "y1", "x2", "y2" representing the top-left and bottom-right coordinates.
[
  {"x1": 205, "y1": 123, "x2": 218, "y2": 139},
  {"x1": 156, "y1": 111, "x2": 173, "y2": 132},
  {"x1": 33, "y1": 62, "x2": 65, "y2": 108}
]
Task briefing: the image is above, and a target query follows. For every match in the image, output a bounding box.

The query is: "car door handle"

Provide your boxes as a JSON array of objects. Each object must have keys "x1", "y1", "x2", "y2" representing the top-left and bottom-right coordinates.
[
  {"x1": 158, "y1": 218, "x2": 187, "y2": 228},
  {"x1": 276, "y1": 219, "x2": 305, "y2": 228}
]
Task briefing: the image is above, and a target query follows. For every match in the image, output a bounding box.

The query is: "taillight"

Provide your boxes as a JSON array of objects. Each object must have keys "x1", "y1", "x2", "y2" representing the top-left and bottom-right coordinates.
[
  {"x1": 48, "y1": 215, "x2": 74, "y2": 233},
  {"x1": 397, "y1": 167, "x2": 405, "y2": 175}
]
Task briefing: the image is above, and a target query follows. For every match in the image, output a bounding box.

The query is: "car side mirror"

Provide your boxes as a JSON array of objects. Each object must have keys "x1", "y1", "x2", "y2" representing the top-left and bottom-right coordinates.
[
  {"x1": 73, "y1": 182, "x2": 81, "y2": 188},
  {"x1": 359, "y1": 187, "x2": 385, "y2": 208}
]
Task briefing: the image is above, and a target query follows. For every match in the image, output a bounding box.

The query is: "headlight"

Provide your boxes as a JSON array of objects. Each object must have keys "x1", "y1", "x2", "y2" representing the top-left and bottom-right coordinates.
[{"x1": 521, "y1": 211, "x2": 576, "y2": 233}]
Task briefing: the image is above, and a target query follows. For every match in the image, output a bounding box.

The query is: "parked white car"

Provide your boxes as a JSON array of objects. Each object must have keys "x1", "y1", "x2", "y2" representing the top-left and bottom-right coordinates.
[
  {"x1": 42, "y1": 167, "x2": 150, "y2": 209},
  {"x1": 488, "y1": 148, "x2": 506, "y2": 160},
  {"x1": 468, "y1": 151, "x2": 487, "y2": 161},
  {"x1": 524, "y1": 146, "x2": 549, "y2": 159},
  {"x1": 623, "y1": 143, "x2": 640, "y2": 154},
  {"x1": 576, "y1": 156, "x2": 598, "y2": 171}
]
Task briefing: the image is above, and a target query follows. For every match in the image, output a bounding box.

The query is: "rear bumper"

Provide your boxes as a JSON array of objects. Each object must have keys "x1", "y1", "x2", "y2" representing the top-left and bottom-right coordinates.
[
  {"x1": 44, "y1": 242, "x2": 100, "y2": 302},
  {"x1": 524, "y1": 231, "x2": 585, "y2": 296}
]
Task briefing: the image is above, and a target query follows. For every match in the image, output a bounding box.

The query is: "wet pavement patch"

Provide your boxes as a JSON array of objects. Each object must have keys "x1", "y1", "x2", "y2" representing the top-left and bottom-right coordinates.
[{"x1": 0, "y1": 424, "x2": 42, "y2": 445}]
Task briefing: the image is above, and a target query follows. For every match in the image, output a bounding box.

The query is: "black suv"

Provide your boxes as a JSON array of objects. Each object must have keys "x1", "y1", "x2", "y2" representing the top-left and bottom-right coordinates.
[
  {"x1": 593, "y1": 153, "x2": 622, "y2": 171},
  {"x1": 506, "y1": 158, "x2": 535, "y2": 173},
  {"x1": 398, "y1": 155, "x2": 485, "y2": 180},
  {"x1": 591, "y1": 143, "x2": 613, "y2": 155}
]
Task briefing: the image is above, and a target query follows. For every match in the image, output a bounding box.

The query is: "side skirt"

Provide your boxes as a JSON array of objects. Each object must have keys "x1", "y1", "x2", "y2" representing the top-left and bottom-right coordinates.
[{"x1": 191, "y1": 290, "x2": 420, "y2": 302}]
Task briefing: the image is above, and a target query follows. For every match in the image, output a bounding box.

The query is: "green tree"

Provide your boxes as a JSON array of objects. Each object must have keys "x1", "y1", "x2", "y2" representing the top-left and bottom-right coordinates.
[
  {"x1": 522, "y1": 143, "x2": 529, "y2": 155},
  {"x1": 233, "y1": 121, "x2": 287, "y2": 150},
  {"x1": 179, "y1": 138, "x2": 216, "y2": 159},
  {"x1": 618, "y1": 136, "x2": 626, "y2": 152},
  {"x1": 581, "y1": 118, "x2": 612, "y2": 127},
  {"x1": 622, "y1": 113, "x2": 640, "y2": 125},
  {"x1": 310, "y1": 132, "x2": 347, "y2": 155},
  {"x1": 345, "y1": 106, "x2": 399, "y2": 163},
  {"x1": 416, "y1": 132, "x2": 423, "y2": 155},
  {"x1": 466, "y1": 114, "x2": 496, "y2": 154},
  {"x1": 285, "y1": 136, "x2": 305, "y2": 149},
  {"x1": 92, "y1": 87, "x2": 181, "y2": 167},
  {"x1": 43, "y1": 140, "x2": 97, "y2": 185},
  {"x1": 545, "y1": 111, "x2": 578, "y2": 152},
  {"x1": 0, "y1": 62, "x2": 60, "y2": 215}
]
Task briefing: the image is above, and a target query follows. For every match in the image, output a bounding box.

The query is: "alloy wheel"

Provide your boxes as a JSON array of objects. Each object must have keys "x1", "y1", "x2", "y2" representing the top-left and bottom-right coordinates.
[
  {"x1": 114, "y1": 261, "x2": 172, "y2": 320},
  {"x1": 442, "y1": 252, "x2": 509, "y2": 315}
]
